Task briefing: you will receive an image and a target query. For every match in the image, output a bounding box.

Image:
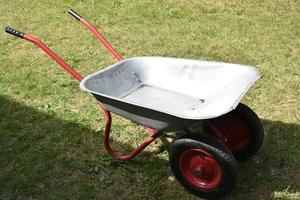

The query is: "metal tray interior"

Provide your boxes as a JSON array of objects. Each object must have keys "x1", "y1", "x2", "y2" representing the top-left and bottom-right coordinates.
[{"x1": 80, "y1": 57, "x2": 260, "y2": 120}]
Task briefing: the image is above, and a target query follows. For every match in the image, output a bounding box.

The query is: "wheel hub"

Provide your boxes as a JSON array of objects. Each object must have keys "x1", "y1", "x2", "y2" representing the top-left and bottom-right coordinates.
[
  {"x1": 179, "y1": 149, "x2": 222, "y2": 189},
  {"x1": 195, "y1": 166, "x2": 204, "y2": 176}
]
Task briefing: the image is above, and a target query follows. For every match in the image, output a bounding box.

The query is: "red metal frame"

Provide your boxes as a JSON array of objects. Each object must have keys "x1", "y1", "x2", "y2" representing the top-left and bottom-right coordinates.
[
  {"x1": 80, "y1": 18, "x2": 123, "y2": 61},
  {"x1": 20, "y1": 15, "x2": 160, "y2": 161},
  {"x1": 205, "y1": 121, "x2": 226, "y2": 142},
  {"x1": 99, "y1": 103, "x2": 161, "y2": 160},
  {"x1": 205, "y1": 113, "x2": 251, "y2": 152},
  {"x1": 23, "y1": 34, "x2": 84, "y2": 82}
]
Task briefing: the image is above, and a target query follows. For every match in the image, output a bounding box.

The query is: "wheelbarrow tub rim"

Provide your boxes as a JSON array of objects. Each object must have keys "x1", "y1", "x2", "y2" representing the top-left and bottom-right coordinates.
[{"x1": 79, "y1": 56, "x2": 260, "y2": 120}]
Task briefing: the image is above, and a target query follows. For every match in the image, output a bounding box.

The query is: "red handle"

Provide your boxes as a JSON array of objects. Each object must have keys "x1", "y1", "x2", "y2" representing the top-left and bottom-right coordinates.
[
  {"x1": 5, "y1": 27, "x2": 24, "y2": 38},
  {"x1": 5, "y1": 27, "x2": 84, "y2": 82},
  {"x1": 68, "y1": 9, "x2": 123, "y2": 61},
  {"x1": 5, "y1": 8, "x2": 125, "y2": 82},
  {"x1": 24, "y1": 34, "x2": 84, "y2": 81}
]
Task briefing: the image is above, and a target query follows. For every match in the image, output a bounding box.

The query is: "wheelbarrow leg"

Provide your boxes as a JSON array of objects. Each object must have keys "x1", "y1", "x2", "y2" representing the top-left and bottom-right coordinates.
[
  {"x1": 98, "y1": 103, "x2": 162, "y2": 161},
  {"x1": 5, "y1": 25, "x2": 160, "y2": 161}
]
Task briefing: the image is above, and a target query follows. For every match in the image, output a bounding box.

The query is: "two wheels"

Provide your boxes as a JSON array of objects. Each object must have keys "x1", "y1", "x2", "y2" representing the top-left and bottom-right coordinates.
[{"x1": 169, "y1": 103, "x2": 264, "y2": 199}]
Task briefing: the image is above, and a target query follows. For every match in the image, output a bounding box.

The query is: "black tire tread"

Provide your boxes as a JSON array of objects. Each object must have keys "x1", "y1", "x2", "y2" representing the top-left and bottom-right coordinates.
[
  {"x1": 204, "y1": 103, "x2": 264, "y2": 160},
  {"x1": 170, "y1": 133, "x2": 238, "y2": 199},
  {"x1": 234, "y1": 103, "x2": 264, "y2": 160}
]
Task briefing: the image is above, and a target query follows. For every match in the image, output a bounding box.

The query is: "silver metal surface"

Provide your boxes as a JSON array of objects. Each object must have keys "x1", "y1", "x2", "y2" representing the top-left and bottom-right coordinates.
[{"x1": 80, "y1": 57, "x2": 260, "y2": 131}]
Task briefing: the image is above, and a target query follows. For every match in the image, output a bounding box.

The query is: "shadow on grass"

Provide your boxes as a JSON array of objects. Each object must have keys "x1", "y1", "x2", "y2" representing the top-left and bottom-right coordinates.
[
  {"x1": 0, "y1": 95, "x2": 175, "y2": 200},
  {"x1": 232, "y1": 119, "x2": 300, "y2": 200},
  {"x1": 0, "y1": 95, "x2": 299, "y2": 199}
]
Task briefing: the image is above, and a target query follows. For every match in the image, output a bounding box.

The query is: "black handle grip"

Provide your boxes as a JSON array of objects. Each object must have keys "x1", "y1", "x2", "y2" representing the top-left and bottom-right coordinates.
[
  {"x1": 5, "y1": 27, "x2": 24, "y2": 38},
  {"x1": 68, "y1": 9, "x2": 82, "y2": 21}
]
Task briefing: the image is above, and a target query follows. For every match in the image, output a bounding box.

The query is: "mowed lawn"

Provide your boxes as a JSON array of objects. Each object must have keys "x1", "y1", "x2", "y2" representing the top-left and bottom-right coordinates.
[{"x1": 0, "y1": 0, "x2": 299, "y2": 199}]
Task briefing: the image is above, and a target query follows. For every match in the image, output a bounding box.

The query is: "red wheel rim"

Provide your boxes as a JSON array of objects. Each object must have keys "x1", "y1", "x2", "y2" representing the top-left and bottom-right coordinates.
[
  {"x1": 179, "y1": 149, "x2": 222, "y2": 189},
  {"x1": 207, "y1": 113, "x2": 251, "y2": 152}
]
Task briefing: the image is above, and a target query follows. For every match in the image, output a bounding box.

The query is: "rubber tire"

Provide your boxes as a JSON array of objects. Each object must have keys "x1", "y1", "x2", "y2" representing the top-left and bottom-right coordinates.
[
  {"x1": 169, "y1": 133, "x2": 238, "y2": 199},
  {"x1": 204, "y1": 103, "x2": 264, "y2": 161}
]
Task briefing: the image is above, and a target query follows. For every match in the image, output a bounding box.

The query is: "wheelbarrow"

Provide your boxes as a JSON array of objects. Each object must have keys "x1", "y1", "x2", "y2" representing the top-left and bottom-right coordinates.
[{"x1": 5, "y1": 9, "x2": 264, "y2": 199}]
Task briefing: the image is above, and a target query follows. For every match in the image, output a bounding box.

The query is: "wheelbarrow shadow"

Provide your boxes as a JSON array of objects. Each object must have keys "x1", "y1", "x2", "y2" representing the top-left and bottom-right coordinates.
[
  {"x1": 0, "y1": 95, "x2": 299, "y2": 199},
  {"x1": 230, "y1": 118, "x2": 300, "y2": 200},
  {"x1": 0, "y1": 95, "x2": 184, "y2": 199}
]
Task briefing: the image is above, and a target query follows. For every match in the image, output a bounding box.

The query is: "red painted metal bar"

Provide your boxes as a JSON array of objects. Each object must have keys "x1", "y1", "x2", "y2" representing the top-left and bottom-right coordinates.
[
  {"x1": 80, "y1": 18, "x2": 123, "y2": 61},
  {"x1": 68, "y1": 9, "x2": 123, "y2": 61},
  {"x1": 5, "y1": 26, "x2": 160, "y2": 161},
  {"x1": 99, "y1": 103, "x2": 161, "y2": 160},
  {"x1": 67, "y1": 9, "x2": 163, "y2": 159},
  {"x1": 205, "y1": 121, "x2": 226, "y2": 142},
  {"x1": 23, "y1": 32, "x2": 157, "y2": 160},
  {"x1": 183, "y1": 127, "x2": 193, "y2": 134},
  {"x1": 23, "y1": 34, "x2": 84, "y2": 81}
]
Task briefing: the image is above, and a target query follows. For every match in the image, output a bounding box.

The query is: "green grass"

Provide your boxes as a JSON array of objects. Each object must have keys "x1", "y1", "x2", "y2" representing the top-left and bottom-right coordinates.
[{"x1": 0, "y1": 0, "x2": 299, "y2": 199}]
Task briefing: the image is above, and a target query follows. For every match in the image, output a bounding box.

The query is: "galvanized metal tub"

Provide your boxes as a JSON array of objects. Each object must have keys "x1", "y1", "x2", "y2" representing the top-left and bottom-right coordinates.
[{"x1": 80, "y1": 57, "x2": 260, "y2": 131}]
